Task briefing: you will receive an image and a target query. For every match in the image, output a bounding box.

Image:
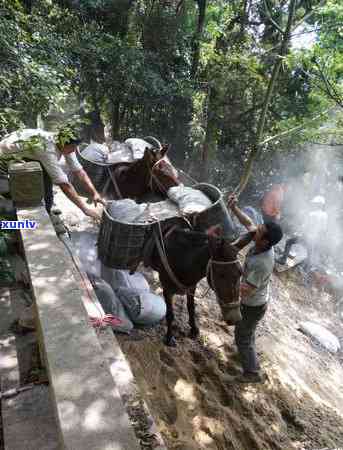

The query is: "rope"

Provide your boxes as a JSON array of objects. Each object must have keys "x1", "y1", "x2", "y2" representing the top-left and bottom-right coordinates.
[
  {"x1": 89, "y1": 314, "x2": 123, "y2": 329},
  {"x1": 107, "y1": 167, "x2": 123, "y2": 199},
  {"x1": 148, "y1": 156, "x2": 173, "y2": 194},
  {"x1": 206, "y1": 258, "x2": 241, "y2": 307},
  {"x1": 59, "y1": 234, "x2": 120, "y2": 331},
  {"x1": 153, "y1": 224, "x2": 191, "y2": 293}
]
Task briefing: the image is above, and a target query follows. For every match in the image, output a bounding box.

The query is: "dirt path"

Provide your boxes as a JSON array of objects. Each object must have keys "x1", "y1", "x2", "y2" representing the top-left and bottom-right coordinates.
[
  {"x1": 54, "y1": 189, "x2": 343, "y2": 450},
  {"x1": 118, "y1": 268, "x2": 343, "y2": 450}
]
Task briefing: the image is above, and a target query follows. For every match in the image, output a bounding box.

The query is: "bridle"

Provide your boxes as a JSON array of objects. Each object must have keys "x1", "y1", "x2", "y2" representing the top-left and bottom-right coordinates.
[
  {"x1": 154, "y1": 223, "x2": 241, "y2": 302},
  {"x1": 148, "y1": 156, "x2": 178, "y2": 194},
  {"x1": 206, "y1": 257, "x2": 242, "y2": 309}
]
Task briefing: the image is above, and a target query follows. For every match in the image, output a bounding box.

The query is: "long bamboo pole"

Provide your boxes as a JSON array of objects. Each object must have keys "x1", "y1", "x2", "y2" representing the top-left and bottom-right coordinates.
[{"x1": 234, "y1": 0, "x2": 297, "y2": 196}]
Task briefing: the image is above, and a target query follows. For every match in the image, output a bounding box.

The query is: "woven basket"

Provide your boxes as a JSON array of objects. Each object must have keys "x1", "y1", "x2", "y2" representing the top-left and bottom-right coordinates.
[
  {"x1": 98, "y1": 205, "x2": 152, "y2": 269},
  {"x1": 193, "y1": 183, "x2": 237, "y2": 239},
  {"x1": 98, "y1": 183, "x2": 237, "y2": 270},
  {"x1": 76, "y1": 147, "x2": 112, "y2": 192}
]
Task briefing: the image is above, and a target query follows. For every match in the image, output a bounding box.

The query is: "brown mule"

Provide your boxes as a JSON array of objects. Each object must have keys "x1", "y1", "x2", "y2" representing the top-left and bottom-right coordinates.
[
  {"x1": 149, "y1": 225, "x2": 253, "y2": 346},
  {"x1": 106, "y1": 144, "x2": 179, "y2": 200}
]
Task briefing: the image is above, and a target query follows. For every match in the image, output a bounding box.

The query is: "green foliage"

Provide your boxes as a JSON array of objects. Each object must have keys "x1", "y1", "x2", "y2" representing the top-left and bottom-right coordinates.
[{"x1": 0, "y1": 0, "x2": 341, "y2": 187}]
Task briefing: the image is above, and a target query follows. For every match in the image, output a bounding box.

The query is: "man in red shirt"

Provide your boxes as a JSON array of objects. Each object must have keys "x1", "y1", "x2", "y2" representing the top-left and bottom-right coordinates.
[{"x1": 261, "y1": 183, "x2": 287, "y2": 223}]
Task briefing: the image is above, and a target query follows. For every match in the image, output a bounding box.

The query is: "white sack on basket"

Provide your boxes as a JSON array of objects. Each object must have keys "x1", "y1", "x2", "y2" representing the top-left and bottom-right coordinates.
[
  {"x1": 107, "y1": 199, "x2": 148, "y2": 223},
  {"x1": 167, "y1": 185, "x2": 213, "y2": 215},
  {"x1": 81, "y1": 142, "x2": 109, "y2": 163},
  {"x1": 125, "y1": 138, "x2": 152, "y2": 160}
]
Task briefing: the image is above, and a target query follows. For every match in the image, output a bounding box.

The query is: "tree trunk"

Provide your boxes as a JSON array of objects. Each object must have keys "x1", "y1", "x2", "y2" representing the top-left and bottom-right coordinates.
[
  {"x1": 111, "y1": 100, "x2": 121, "y2": 140},
  {"x1": 191, "y1": 0, "x2": 207, "y2": 79},
  {"x1": 200, "y1": 87, "x2": 217, "y2": 181}
]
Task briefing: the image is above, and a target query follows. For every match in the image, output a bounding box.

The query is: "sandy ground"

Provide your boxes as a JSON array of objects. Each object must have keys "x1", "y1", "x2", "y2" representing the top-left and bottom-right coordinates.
[{"x1": 54, "y1": 188, "x2": 343, "y2": 450}]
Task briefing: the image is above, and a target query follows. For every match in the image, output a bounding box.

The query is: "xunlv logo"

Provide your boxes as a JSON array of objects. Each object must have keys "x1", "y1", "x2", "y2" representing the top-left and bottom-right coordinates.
[{"x1": 0, "y1": 220, "x2": 37, "y2": 230}]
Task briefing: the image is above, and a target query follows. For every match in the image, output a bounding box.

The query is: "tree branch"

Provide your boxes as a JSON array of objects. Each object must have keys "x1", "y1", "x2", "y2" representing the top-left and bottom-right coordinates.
[
  {"x1": 263, "y1": 0, "x2": 284, "y2": 34},
  {"x1": 258, "y1": 107, "x2": 334, "y2": 146},
  {"x1": 291, "y1": 0, "x2": 326, "y2": 33},
  {"x1": 235, "y1": 0, "x2": 297, "y2": 196}
]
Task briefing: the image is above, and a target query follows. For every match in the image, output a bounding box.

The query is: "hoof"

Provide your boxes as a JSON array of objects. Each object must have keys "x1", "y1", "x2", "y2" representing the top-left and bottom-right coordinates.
[
  {"x1": 189, "y1": 328, "x2": 200, "y2": 339},
  {"x1": 164, "y1": 335, "x2": 177, "y2": 347}
]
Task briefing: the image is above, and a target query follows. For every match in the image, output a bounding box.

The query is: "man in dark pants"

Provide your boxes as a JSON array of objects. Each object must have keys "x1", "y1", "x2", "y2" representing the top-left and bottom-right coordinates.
[
  {"x1": 41, "y1": 165, "x2": 54, "y2": 214},
  {"x1": 228, "y1": 194, "x2": 283, "y2": 383}
]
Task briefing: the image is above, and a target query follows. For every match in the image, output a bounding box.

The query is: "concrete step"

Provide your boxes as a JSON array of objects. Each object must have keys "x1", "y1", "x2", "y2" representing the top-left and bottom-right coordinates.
[{"x1": 0, "y1": 288, "x2": 60, "y2": 450}]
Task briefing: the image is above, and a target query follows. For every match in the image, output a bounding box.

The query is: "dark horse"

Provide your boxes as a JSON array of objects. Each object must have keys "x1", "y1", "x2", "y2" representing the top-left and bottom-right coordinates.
[
  {"x1": 106, "y1": 144, "x2": 179, "y2": 200},
  {"x1": 149, "y1": 224, "x2": 253, "y2": 346}
]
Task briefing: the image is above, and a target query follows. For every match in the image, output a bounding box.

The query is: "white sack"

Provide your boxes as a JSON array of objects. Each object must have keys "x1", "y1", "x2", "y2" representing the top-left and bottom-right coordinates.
[
  {"x1": 88, "y1": 274, "x2": 133, "y2": 333},
  {"x1": 107, "y1": 141, "x2": 133, "y2": 164},
  {"x1": 116, "y1": 287, "x2": 166, "y2": 325},
  {"x1": 101, "y1": 265, "x2": 150, "y2": 292},
  {"x1": 70, "y1": 231, "x2": 100, "y2": 276},
  {"x1": 167, "y1": 185, "x2": 213, "y2": 215},
  {"x1": 81, "y1": 142, "x2": 109, "y2": 163},
  {"x1": 299, "y1": 321, "x2": 341, "y2": 353},
  {"x1": 125, "y1": 138, "x2": 152, "y2": 160},
  {"x1": 107, "y1": 199, "x2": 148, "y2": 223}
]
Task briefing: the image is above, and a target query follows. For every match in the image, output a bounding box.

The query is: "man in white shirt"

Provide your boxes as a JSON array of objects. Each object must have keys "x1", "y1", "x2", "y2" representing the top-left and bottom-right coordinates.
[
  {"x1": 277, "y1": 196, "x2": 328, "y2": 269},
  {"x1": 0, "y1": 128, "x2": 104, "y2": 218}
]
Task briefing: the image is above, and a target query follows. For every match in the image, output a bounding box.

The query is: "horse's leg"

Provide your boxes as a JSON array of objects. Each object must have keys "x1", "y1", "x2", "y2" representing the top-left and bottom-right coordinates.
[
  {"x1": 187, "y1": 287, "x2": 199, "y2": 339},
  {"x1": 164, "y1": 290, "x2": 177, "y2": 347}
]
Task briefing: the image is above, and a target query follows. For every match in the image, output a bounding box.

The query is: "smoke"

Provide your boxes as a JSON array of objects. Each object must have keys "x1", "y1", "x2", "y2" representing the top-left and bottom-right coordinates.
[{"x1": 276, "y1": 140, "x2": 343, "y2": 274}]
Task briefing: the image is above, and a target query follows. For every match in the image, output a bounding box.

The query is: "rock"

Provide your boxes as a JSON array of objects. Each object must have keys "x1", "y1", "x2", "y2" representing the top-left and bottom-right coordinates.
[{"x1": 299, "y1": 321, "x2": 341, "y2": 353}]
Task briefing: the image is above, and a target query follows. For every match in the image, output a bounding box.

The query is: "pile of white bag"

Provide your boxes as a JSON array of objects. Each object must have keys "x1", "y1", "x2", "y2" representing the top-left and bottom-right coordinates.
[
  {"x1": 299, "y1": 321, "x2": 341, "y2": 353},
  {"x1": 69, "y1": 231, "x2": 166, "y2": 329},
  {"x1": 88, "y1": 273, "x2": 134, "y2": 334},
  {"x1": 101, "y1": 265, "x2": 166, "y2": 326},
  {"x1": 105, "y1": 186, "x2": 214, "y2": 225}
]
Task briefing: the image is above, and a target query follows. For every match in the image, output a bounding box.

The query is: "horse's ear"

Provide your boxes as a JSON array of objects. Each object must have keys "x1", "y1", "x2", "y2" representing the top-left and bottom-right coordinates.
[
  {"x1": 161, "y1": 144, "x2": 170, "y2": 157},
  {"x1": 207, "y1": 225, "x2": 223, "y2": 237},
  {"x1": 143, "y1": 147, "x2": 153, "y2": 162},
  {"x1": 207, "y1": 225, "x2": 223, "y2": 256}
]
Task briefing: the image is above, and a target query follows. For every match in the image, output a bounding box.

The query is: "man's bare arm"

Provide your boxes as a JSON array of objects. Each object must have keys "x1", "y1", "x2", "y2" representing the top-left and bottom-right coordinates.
[
  {"x1": 58, "y1": 182, "x2": 100, "y2": 219},
  {"x1": 240, "y1": 282, "x2": 257, "y2": 300},
  {"x1": 73, "y1": 169, "x2": 105, "y2": 206},
  {"x1": 227, "y1": 194, "x2": 256, "y2": 232}
]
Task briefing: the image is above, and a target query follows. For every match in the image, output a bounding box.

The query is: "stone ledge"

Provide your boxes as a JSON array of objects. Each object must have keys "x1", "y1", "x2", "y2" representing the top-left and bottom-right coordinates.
[{"x1": 17, "y1": 206, "x2": 140, "y2": 450}]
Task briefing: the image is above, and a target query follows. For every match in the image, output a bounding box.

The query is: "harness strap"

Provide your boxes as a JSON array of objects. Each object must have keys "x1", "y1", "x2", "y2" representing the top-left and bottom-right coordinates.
[
  {"x1": 153, "y1": 225, "x2": 191, "y2": 293},
  {"x1": 107, "y1": 167, "x2": 123, "y2": 199},
  {"x1": 206, "y1": 258, "x2": 241, "y2": 307}
]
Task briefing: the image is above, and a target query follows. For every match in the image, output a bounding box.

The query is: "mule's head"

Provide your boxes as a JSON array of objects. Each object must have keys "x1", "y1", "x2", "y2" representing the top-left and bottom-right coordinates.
[
  {"x1": 143, "y1": 144, "x2": 179, "y2": 194},
  {"x1": 206, "y1": 226, "x2": 253, "y2": 325}
]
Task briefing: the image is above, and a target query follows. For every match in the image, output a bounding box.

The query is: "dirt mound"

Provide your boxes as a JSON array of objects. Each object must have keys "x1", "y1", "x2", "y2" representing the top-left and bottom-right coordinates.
[{"x1": 118, "y1": 268, "x2": 343, "y2": 450}]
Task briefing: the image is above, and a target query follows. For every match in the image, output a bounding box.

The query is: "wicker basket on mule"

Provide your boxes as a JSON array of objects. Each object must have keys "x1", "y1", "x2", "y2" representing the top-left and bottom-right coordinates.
[
  {"x1": 98, "y1": 183, "x2": 237, "y2": 270},
  {"x1": 74, "y1": 146, "x2": 115, "y2": 194}
]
